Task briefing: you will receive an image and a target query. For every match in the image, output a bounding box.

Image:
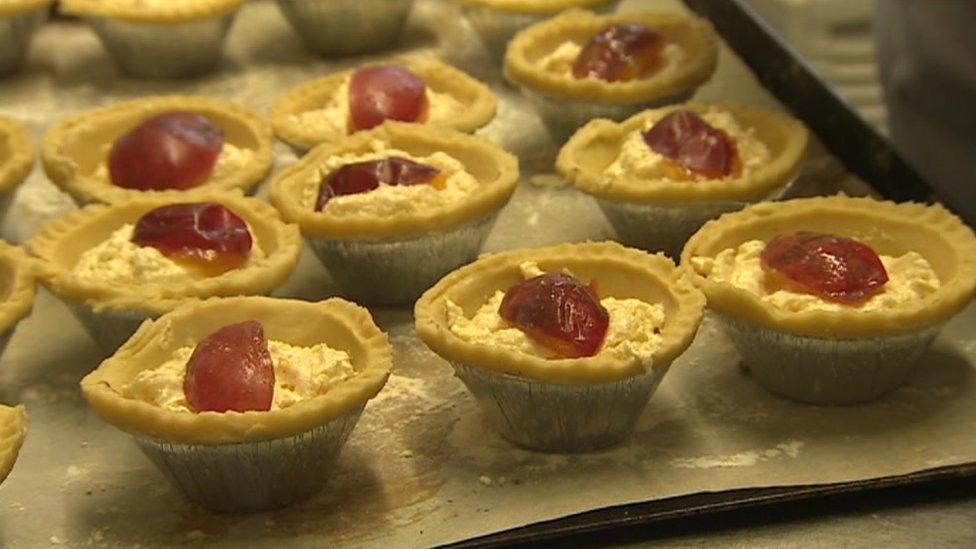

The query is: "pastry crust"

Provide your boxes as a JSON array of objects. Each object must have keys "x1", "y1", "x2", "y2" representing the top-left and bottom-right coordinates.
[
  {"x1": 557, "y1": 103, "x2": 808, "y2": 204},
  {"x1": 0, "y1": 239, "x2": 37, "y2": 338},
  {"x1": 29, "y1": 190, "x2": 301, "y2": 315},
  {"x1": 415, "y1": 241, "x2": 705, "y2": 383},
  {"x1": 81, "y1": 296, "x2": 391, "y2": 444},
  {"x1": 455, "y1": 0, "x2": 616, "y2": 15},
  {"x1": 505, "y1": 9, "x2": 718, "y2": 103},
  {"x1": 41, "y1": 95, "x2": 274, "y2": 204},
  {"x1": 0, "y1": 0, "x2": 51, "y2": 16},
  {"x1": 60, "y1": 0, "x2": 244, "y2": 23},
  {"x1": 0, "y1": 404, "x2": 26, "y2": 484},
  {"x1": 681, "y1": 195, "x2": 976, "y2": 338},
  {"x1": 271, "y1": 57, "x2": 498, "y2": 151},
  {"x1": 0, "y1": 115, "x2": 34, "y2": 195},
  {"x1": 269, "y1": 121, "x2": 519, "y2": 240}
]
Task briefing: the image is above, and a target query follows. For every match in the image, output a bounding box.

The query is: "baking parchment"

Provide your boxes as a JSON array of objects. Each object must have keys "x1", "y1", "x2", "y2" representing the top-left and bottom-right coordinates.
[{"x1": 2, "y1": 1, "x2": 974, "y2": 547}]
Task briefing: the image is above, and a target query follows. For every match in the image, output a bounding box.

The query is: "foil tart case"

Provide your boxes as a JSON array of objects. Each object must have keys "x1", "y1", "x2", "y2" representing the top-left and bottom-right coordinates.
[
  {"x1": 276, "y1": 0, "x2": 414, "y2": 56},
  {"x1": 307, "y1": 213, "x2": 497, "y2": 306},
  {"x1": 86, "y1": 14, "x2": 237, "y2": 78},
  {"x1": 520, "y1": 87, "x2": 693, "y2": 142},
  {"x1": 135, "y1": 406, "x2": 364, "y2": 512},
  {"x1": 461, "y1": 1, "x2": 619, "y2": 61},
  {"x1": 718, "y1": 314, "x2": 944, "y2": 405},
  {"x1": 68, "y1": 303, "x2": 150, "y2": 355},
  {"x1": 453, "y1": 362, "x2": 666, "y2": 452},
  {"x1": 0, "y1": 5, "x2": 47, "y2": 75}
]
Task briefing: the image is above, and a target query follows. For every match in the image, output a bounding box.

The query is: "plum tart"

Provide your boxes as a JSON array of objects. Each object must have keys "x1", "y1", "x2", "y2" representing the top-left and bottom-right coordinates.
[
  {"x1": 42, "y1": 95, "x2": 274, "y2": 204},
  {"x1": 415, "y1": 241, "x2": 704, "y2": 451},
  {"x1": 682, "y1": 195, "x2": 976, "y2": 404},
  {"x1": 271, "y1": 58, "x2": 497, "y2": 151},
  {"x1": 81, "y1": 295, "x2": 391, "y2": 511},
  {"x1": 557, "y1": 103, "x2": 808, "y2": 256}
]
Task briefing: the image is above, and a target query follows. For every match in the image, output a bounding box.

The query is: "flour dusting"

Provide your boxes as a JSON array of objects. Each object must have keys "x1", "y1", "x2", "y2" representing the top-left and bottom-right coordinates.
[{"x1": 671, "y1": 441, "x2": 805, "y2": 469}]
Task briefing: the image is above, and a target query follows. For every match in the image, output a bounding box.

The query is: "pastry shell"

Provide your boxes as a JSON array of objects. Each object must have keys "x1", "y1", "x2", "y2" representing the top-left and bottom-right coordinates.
[
  {"x1": 60, "y1": 0, "x2": 244, "y2": 23},
  {"x1": 81, "y1": 296, "x2": 391, "y2": 445},
  {"x1": 270, "y1": 121, "x2": 518, "y2": 240},
  {"x1": 415, "y1": 241, "x2": 705, "y2": 383},
  {"x1": 505, "y1": 9, "x2": 718, "y2": 104},
  {"x1": 271, "y1": 57, "x2": 498, "y2": 151},
  {"x1": 0, "y1": 239, "x2": 38, "y2": 355},
  {"x1": 0, "y1": 115, "x2": 34, "y2": 196},
  {"x1": 558, "y1": 103, "x2": 809, "y2": 204},
  {"x1": 0, "y1": 404, "x2": 26, "y2": 485},
  {"x1": 29, "y1": 190, "x2": 301, "y2": 318},
  {"x1": 42, "y1": 95, "x2": 274, "y2": 204},
  {"x1": 681, "y1": 195, "x2": 976, "y2": 339}
]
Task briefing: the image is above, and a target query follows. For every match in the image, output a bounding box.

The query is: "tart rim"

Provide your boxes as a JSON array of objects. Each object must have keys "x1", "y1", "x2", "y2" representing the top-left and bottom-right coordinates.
[
  {"x1": 270, "y1": 57, "x2": 498, "y2": 151},
  {"x1": 455, "y1": 0, "x2": 617, "y2": 15},
  {"x1": 269, "y1": 121, "x2": 519, "y2": 240},
  {"x1": 28, "y1": 190, "x2": 301, "y2": 316},
  {"x1": 0, "y1": 115, "x2": 34, "y2": 195},
  {"x1": 504, "y1": 9, "x2": 719, "y2": 104},
  {"x1": 0, "y1": 404, "x2": 26, "y2": 485},
  {"x1": 556, "y1": 103, "x2": 809, "y2": 204},
  {"x1": 415, "y1": 240, "x2": 705, "y2": 383},
  {"x1": 60, "y1": 0, "x2": 245, "y2": 23},
  {"x1": 680, "y1": 195, "x2": 976, "y2": 338},
  {"x1": 0, "y1": 240, "x2": 38, "y2": 338},
  {"x1": 41, "y1": 95, "x2": 274, "y2": 204},
  {"x1": 80, "y1": 296, "x2": 391, "y2": 444}
]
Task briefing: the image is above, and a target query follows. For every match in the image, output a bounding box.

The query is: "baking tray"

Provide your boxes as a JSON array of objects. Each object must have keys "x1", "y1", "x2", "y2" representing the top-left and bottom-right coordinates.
[{"x1": 2, "y1": 1, "x2": 975, "y2": 547}]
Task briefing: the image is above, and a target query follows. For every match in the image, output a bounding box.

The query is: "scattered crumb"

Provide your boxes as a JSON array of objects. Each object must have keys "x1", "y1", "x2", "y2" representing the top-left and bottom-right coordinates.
[
  {"x1": 49, "y1": 536, "x2": 65, "y2": 545},
  {"x1": 185, "y1": 530, "x2": 206, "y2": 542},
  {"x1": 8, "y1": 501, "x2": 24, "y2": 511},
  {"x1": 529, "y1": 174, "x2": 567, "y2": 188},
  {"x1": 526, "y1": 212, "x2": 540, "y2": 226},
  {"x1": 80, "y1": 441, "x2": 88, "y2": 448},
  {"x1": 478, "y1": 475, "x2": 493, "y2": 486},
  {"x1": 400, "y1": 450, "x2": 414, "y2": 458},
  {"x1": 497, "y1": 476, "x2": 507, "y2": 486}
]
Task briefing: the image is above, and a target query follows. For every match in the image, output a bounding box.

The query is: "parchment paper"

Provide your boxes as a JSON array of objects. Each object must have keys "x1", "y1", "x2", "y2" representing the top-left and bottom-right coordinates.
[{"x1": 2, "y1": 1, "x2": 973, "y2": 547}]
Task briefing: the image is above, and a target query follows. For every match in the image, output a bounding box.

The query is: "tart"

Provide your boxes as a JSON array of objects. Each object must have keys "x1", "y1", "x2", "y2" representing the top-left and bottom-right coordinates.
[
  {"x1": 0, "y1": 0, "x2": 51, "y2": 74},
  {"x1": 42, "y1": 96, "x2": 274, "y2": 205},
  {"x1": 0, "y1": 238, "x2": 38, "y2": 357},
  {"x1": 0, "y1": 403, "x2": 26, "y2": 485},
  {"x1": 682, "y1": 195, "x2": 976, "y2": 404},
  {"x1": 455, "y1": 0, "x2": 619, "y2": 60},
  {"x1": 269, "y1": 121, "x2": 518, "y2": 305},
  {"x1": 0, "y1": 115, "x2": 33, "y2": 199},
  {"x1": 271, "y1": 57, "x2": 497, "y2": 151},
  {"x1": 275, "y1": 0, "x2": 415, "y2": 56},
  {"x1": 59, "y1": 0, "x2": 245, "y2": 78},
  {"x1": 29, "y1": 190, "x2": 301, "y2": 353},
  {"x1": 415, "y1": 241, "x2": 704, "y2": 451},
  {"x1": 557, "y1": 103, "x2": 808, "y2": 256},
  {"x1": 505, "y1": 9, "x2": 719, "y2": 138},
  {"x1": 81, "y1": 295, "x2": 391, "y2": 511}
]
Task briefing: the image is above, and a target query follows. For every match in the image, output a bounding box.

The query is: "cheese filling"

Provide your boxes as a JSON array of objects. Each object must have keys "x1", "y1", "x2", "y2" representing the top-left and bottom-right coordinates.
[
  {"x1": 124, "y1": 340, "x2": 356, "y2": 412},
  {"x1": 302, "y1": 140, "x2": 479, "y2": 217},
  {"x1": 537, "y1": 40, "x2": 684, "y2": 77},
  {"x1": 289, "y1": 77, "x2": 466, "y2": 136},
  {"x1": 93, "y1": 143, "x2": 254, "y2": 186},
  {"x1": 446, "y1": 262, "x2": 666, "y2": 366},
  {"x1": 689, "y1": 240, "x2": 942, "y2": 312},
  {"x1": 604, "y1": 107, "x2": 771, "y2": 184},
  {"x1": 71, "y1": 224, "x2": 265, "y2": 285}
]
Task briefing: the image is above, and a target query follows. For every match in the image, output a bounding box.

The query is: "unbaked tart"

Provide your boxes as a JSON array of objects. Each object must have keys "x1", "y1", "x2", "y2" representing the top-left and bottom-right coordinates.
[
  {"x1": 415, "y1": 241, "x2": 704, "y2": 451},
  {"x1": 81, "y1": 295, "x2": 391, "y2": 511},
  {"x1": 271, "y1": 57, "x2": 497, "y2": 151},
  {"x1": 557, "y1": 103, "x2": 808, "y2": 255},
  {"x1": 42, "y1": 95, "x2": 273, "y2": 204},
  {"x1": 681, "y1": 195, "x2": 976, "y2": 404},
  {"x1": 29, "y1": 190, "x2": 301, "y2": 352},
  {"x1": 269, "y1": 121, "x2": 518, "y2": 305}
]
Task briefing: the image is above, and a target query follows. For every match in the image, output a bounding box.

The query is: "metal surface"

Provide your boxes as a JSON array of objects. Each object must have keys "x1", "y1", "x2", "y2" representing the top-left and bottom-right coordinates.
[
  {"x1": 681, "y1": 0, "x2": 933, "y2": 204},
  {"x1": 275, "y1": 0, "x2": 414, "y2": 56},
  {"x1": 1, "y1": 1, "x2": 976, "y2": 546},
  {"x1": 0, "y1": 7, "x2": 47, "y2": 75},
  {"x1": 453, "y1": 362, "x2": 665, "y2": 452}
]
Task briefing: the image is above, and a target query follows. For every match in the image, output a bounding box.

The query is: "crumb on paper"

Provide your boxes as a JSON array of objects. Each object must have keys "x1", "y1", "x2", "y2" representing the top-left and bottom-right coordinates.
[
  {"x1": 49, "y1": 536, "x2": 65, "y2": 545},
  {"x1": 526, "y1": 212, "x2": 540, "y2": 226},
  {"x1": 529, "y1": 174, "x2": 567, "y2": 188},
  {"x1": 670, "y1": 440, "x2": 805, "y2": 470},
  {"x1": 80, "y1": 441, "x2": 88, "y2": 448},
  {"x1": 478, "y1": 475, "x2": 493, "y2": 486},
  {"x1": 8, "y1": 501, "x2": 24, "y2": 511},
  {"x1": 400, "y1": 450, "x2": 414, "y2": 458}
]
